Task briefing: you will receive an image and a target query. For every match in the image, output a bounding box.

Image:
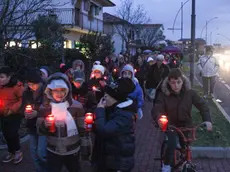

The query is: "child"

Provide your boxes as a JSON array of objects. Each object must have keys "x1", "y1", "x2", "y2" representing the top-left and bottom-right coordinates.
[
  {"x1": 23, "y1": 68, "x2": 47, "y2": 172},
  {"x1": 121, "y1": 64, "x2": 144, "y2": 119},
  {"x1": 36, "y1": 73, "x2": 87, "y2": 172},
  {"x1": 0, "y1": 66, "x2": 24, "y2": 164},
  {"x1": 88, "y1": 65, "x2": 106, "y2": 102}
]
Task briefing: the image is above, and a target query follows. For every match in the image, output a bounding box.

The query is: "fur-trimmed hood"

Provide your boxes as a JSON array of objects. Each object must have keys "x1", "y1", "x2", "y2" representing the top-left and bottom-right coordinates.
[
  {"x1": 161, "y1": 75, "x2": 191, "y2": 96},
  {"x1": 72, "y1": 60, "x2": 85, "y2": 72}
]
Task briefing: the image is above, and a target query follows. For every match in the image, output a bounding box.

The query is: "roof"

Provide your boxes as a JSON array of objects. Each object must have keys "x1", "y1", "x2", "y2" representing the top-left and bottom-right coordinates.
[
  {"x1": 134, "y1": 24, "x2": 163, "y2": 29},
  {"x1": 103, "y1": 12, "x2": 130, "y2": 24},
  {"x1": 99, "y1": 0, "x2": 115, "y2": 7}
]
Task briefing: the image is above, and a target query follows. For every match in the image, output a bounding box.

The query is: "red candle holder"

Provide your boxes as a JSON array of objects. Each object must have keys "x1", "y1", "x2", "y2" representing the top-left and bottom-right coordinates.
[
  {"x1": 85, "y1": 113, "x2": 94, "y2": 132},
  {"x1": 159, "y1": 115, "x2": 168, "y2": 132},
  {"x1": 46, "y1": 114, "x2": 56, "y2": 133},
  {"x1": 25, "y1": 105, "x2": 33, "y2": 113}
]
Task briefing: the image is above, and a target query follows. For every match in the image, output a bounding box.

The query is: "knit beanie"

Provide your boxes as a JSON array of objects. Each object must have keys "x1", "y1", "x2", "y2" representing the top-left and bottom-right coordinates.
[
  {"x1": 105, "y1": 78, "x2": 135, "y2": 101},
  {"x1": 92, "y1": 64, "x2": 105, "y2": 75},
  {"x1": 25, "y1": 68, "x2": 43, "y2": 83}
]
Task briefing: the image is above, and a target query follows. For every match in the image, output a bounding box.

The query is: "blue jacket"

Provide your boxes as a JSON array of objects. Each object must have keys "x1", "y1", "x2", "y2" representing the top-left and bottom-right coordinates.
[
  {"x1": 121, "y1": 64, "x2": 144, "y2": 109},
  {"x1": 93, "y1": 99, "x2": 136, "y2": 171}
]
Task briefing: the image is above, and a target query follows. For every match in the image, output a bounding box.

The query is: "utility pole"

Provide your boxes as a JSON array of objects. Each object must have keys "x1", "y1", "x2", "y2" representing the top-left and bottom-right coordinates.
[
  {"x1": 181, "y1": 2, "x2": 183, "y2": 40},
  {"x1": 205, "y1": 21, "x2": 208, "y2": 44},
  {"x1": 190, "y1": 0, "x2": 196, "y2": 86}
]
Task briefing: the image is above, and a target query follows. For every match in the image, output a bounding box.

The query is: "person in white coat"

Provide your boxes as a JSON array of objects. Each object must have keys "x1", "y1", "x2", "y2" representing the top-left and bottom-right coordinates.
[{"x1": 197, "y1": 46, "x2": 219, "y2": 98}]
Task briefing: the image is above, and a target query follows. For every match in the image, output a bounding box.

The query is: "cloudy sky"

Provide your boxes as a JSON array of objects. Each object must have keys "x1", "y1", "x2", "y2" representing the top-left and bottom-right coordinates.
[{"x1": 104, "y1": 0, "x2": 230, "y2": 45}]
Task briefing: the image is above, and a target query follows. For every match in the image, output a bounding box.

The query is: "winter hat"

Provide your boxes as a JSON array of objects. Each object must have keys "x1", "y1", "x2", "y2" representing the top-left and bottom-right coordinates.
[
  {"x1": 93, "y1": 61, "x2": 101, "y2": 65},
  {"x1": 73, "y1": 71, "x2": 85, "y2": 82},
  {"x1": 60, "y1": 63, "x2": 65, "y2": 69},
  {"x1": 92, "y1": 65, "x2": 105, "y2": 75},
  {"x1": 147, "y1": 57, "x2": 154, "y2": 62},
  {"x1": 47, "y1": 79, "x2": 69, "y2": 90},
  {"x1": 105, "y1": 78, "x2": 135, "y2": 101},
  {"x1": 120, "y1": 64, "x2": 134, "y2": 80},
  {"x1": 25, "y1": 68, "x2": 43, "y2": 83},
  {"x1": 40, "y1": 66, "x2": 51, "y2": 78},
  {"x1": 156, "y1": 54, "x2": 164, "y2": 61}
]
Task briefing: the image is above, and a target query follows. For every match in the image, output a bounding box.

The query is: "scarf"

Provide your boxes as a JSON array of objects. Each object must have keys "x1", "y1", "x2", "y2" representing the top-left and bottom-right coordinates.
[{"x1": 50, "y1": 101, "x2": 78, "y2": 137}]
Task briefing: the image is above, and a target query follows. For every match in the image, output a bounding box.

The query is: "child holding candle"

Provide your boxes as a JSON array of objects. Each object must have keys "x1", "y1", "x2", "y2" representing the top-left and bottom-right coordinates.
[
  {"x1": 23, "y1": 68, "x2": 47, "y2": 172},
  {"x1": 0, "y1": 66, "x2": 24, "y2": 164},
  {"x1": 37, "y1": 73, "x2": 86, "y2": 172}
]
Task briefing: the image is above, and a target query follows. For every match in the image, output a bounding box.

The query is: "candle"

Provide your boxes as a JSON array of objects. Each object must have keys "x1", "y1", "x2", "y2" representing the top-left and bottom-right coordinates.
[
  {"x1": 113, "y1": 68, "x2": 117, "y2": 72},
  {"x1": 92, "y1": 86, "x2": 97, "y2": 91},
  {"x1": 104, "y1": 76, "x2": 107, "y2": 80},
  {"x1": 47, "y1": 114, "x2": 56, "y2": 133},
  {"x1": 159, "y1": 115, "x2": 168, "y2": 132},
  {"x1": 25, "y1": 105, "x2": 33, "y2": 113},
  {"x1": 85, "y1": 113, "x2": 93, "y2": 124}
]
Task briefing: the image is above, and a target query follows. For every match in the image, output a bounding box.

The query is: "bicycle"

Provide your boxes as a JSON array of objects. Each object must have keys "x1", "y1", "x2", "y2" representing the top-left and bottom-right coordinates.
[{"x1": 155, "y1": 122, "x2": 206, "y2": 172}]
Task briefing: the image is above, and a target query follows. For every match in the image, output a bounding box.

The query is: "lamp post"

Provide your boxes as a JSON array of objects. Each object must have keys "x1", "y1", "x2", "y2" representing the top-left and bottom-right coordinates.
[
  {"x1": 190, "y1": 0, "x2": 196, "y2": 86},
  {"x1": 200, "y1": 17, "x2": 218, "y2": 43},
  {"x1": 209, "y1": 28, "x2": 218, "y2": 45}
]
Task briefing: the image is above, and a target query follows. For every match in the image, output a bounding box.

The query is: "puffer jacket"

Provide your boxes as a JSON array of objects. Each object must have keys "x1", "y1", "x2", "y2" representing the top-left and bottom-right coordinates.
[
  {"x1": 153, "y1": 75, "x2": 211, "y2": 127},
  {"x1": 93, "y1": 99, "x2": 136, "y2": 171},
  {"x1": 121, "y1": 64, "x2": 144, "y2": 109},
  {"x1": 197, "y1": 55, "x2": 219, "y2": 77},
  {"x1": 36, "y1": 73, "x2": 85, "y2": 156}
]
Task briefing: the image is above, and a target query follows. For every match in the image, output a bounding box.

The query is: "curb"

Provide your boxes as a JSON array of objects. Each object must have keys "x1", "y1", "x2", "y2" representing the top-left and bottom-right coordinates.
[
  {"x1": 192, "y1": 147, "x2": 230, "y2": 158},
  {"x1": 0, "y1": 135, "x2": 30, "y2": 150}
]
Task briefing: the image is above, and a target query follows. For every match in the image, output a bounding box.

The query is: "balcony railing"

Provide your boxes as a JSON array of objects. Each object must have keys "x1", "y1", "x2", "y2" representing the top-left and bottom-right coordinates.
[{"x1": 45, "y1": 8, "x2": 103, "y2": 32}]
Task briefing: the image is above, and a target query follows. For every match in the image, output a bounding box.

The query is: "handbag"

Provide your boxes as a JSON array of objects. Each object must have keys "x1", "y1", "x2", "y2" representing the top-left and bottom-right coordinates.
[{"x1": 149, "y1": 80, "x2": 163, "y2": 100}]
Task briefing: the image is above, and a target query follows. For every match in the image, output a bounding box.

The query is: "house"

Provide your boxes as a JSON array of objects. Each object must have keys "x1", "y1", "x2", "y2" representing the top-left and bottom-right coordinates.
[
  {"x1": 4, "y1": 0, "x2": 115, "y2": 49},
  {"x1": 103, "y1": 12, "x2": 164, "y2": 55}
]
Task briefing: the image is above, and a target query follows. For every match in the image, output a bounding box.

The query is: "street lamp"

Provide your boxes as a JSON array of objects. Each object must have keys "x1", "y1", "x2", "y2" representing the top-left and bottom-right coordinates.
[
  {"x1": 209, "y1": 28, "x2": 219, "y2": 45},
  {"x1": 168, "y1": 0, "x2": 190, "y2": 39},
  {"x1": 200, "y1": 17, "x2": 218, "y2": 43}
]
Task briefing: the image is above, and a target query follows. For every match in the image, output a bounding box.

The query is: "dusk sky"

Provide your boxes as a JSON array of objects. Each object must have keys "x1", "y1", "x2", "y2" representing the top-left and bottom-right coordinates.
[{"x1": 104, "y1": 0, "x2": 230, "y2": 45}]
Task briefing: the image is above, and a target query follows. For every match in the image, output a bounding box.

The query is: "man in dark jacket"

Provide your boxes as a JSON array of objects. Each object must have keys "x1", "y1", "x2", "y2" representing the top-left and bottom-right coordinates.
[
  {"x1": 146, "y1": 54, "x2": 169, "y2": 102},
  {"x1": 153, "y1": 68, "x2": 212, "y2": 172},
  {"x1": 93, "y1": 78, "x2": 136, "y2": 172},
  {"x1": 23, "y1": 69, "x2": 47, "y2": 172}
]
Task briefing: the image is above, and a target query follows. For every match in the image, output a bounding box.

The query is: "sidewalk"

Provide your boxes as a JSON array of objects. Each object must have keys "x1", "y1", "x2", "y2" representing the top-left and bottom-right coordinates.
[{"x1": 1, "y1": 101, "x2": 230, "y2": 172}]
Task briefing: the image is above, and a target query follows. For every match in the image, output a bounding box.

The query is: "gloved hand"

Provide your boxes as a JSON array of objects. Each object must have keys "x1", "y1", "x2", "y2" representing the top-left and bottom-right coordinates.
[
  {"x1": 204, "y1": 121, "x2": 213, "y2": 131},
  {"x1": 137, "y1": 108, "x2": 143, "y2": 119}
]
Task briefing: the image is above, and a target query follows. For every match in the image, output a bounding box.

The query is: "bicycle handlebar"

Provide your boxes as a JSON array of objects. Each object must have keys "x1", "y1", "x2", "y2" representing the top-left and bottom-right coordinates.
[{"x1": 166, "y1": 122, "x2": 207, "y2": 143}]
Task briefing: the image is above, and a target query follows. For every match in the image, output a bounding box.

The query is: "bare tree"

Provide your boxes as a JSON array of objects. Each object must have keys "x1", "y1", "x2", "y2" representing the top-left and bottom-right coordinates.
[
  {"x1": 0, "y1": 0, "x2": 68, "y2": 59},
  {"x1": 139, "y1": 28, "x2": 165, "y2": 47},
  {"x1": 115, "y1": 0, "x2": 150, "y2": 50}
]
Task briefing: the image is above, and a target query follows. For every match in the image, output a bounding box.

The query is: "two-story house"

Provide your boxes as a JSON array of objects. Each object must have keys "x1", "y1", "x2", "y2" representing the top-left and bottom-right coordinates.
[
  {"x1": 103, "y1": 12, "x2": 164, "y2": 55},
  {"x1": 4, "y1": 0, "x2": 115, "y2": 49}
]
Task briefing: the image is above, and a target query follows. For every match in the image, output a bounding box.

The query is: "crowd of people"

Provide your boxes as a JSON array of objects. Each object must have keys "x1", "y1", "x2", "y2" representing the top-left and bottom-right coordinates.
[{"x1": 0, "y1": 48, "x2": 214, "y2": 172}]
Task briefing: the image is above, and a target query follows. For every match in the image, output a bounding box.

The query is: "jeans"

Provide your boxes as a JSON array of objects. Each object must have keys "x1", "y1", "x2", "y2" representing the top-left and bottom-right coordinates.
[
  {"x1": 164, "y1": 130, "x2": 185, "y2": 166},
  {"x1": 29, "y1": 134, "x2": 47, "y2": 172},
  {"x1": 1, "y1": 115, "x2": 21, "y2": 154},
  {"x1": 202, "y1": 76, "x2": 216, "y2": 95},
  {"x1": 47, "y1": 151, "x2": 80, "y2": 172}
]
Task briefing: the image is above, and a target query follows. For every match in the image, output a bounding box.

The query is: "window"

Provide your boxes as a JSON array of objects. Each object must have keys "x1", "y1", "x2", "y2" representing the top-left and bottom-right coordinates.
[
  {"x1": 84, "y1": 0, "x2": 89, "y2": 11},
  {"x1": 29, "y1": 41, "x2": 41, "y2": 49},
  {"x1": 95, "y1": 6, "x2": 100, "y2": 16}
]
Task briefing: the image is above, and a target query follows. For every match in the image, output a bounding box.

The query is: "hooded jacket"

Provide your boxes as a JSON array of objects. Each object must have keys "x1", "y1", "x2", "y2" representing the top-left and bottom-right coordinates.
[
  {"x1": 153, "y1": 75, "x2": 211, "y2": 127},
  {"x1": 37, "y1": 73, "x2": 85, "y2": 156},
  {"x1": 121, "y1": 64, "x2": 144, "y2": 108},
  {"x1": 93, "y1": 99, "x2": 136, "y2": 171},
  {"x1": 0, "y1": 76, "x2": 24, "y2": 116},
  {"x1": 72, "y1": 60, "x2": 85, "y2": 72}
]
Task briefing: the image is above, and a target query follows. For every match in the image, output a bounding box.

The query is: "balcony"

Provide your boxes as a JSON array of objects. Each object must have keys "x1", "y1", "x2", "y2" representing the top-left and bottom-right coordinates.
[{"x1": 45, "y1": 8, "x2": 103, "y2": 33}]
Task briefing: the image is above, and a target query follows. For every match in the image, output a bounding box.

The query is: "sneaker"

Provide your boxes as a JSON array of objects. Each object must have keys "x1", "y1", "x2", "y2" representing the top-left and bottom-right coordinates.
[
  {"x1": 13, "y1": 151, "x2": 23, "y2": 164},
  {"x1": 161, "y1": 164, "x2": 171, "y2": 172},
  {"x1": 2, "y1": 152, "x2": 14, "y2": 163}
]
